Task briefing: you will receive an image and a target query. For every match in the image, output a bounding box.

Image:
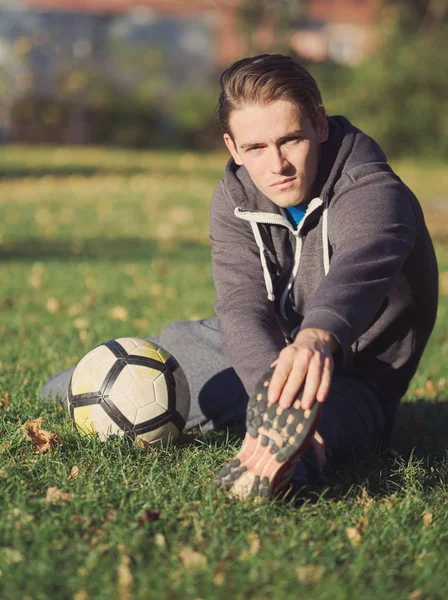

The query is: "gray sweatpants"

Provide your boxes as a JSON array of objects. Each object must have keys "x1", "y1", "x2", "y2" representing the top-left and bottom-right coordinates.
[{"x1": 40, "y1": 318, "x2": 391, "y2": 481}]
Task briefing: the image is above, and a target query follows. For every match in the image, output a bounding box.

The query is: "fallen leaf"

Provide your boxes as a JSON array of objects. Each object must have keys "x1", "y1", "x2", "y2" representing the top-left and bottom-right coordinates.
[
  {"x1": 73, "y1": 317, "x2": 89, "y2": 330},
  {"x1": 0, "y1": 297, "x2": 13, "y2": 309},
  {"x1": 109, "y1": 306, "x2": 128, "y2": 321},
  {"x1": 346, "y1": 526, "x2": 363, "y2": 546},
  {"x1": 213, "y1": 570, "x2": 225, "y2": 586},
  {"x1": 68, "y1": 465, "x2": 80, "y2": 480},
  {"x1": 46, "y1": 297, "x2": 61, "y2": 313},
  {"x1": 154, "y1": 533, "x2": 166, "y2": 548},
  {"x1": 117, "y1": 551, "x2": 133, "y2": 600},
  {"x1": 422, "y1": 511, "x2": 433, "y2": 527},
  {"x1": 45, "y1": 486, "x2": 71, "y2": 504},
  {"x1": 296, "y1": 564, "x2": 326, "y2": 585},
  {"x1": 247, "y1": 532, "x2": 261, "y2": 556},
  {"x1": 68, "y1": 303, "x2": 82, "y2": 317},
  {"x1": 20, "y1": 417, "x2": 63, "y2": 453},
  {"x1": 424, "y1": 379, "x2": 437, "y2": 397},
  {"x1": 6, "y1": 508, "x2": 33, "y2": 527},
  {"x1": 0, "y1": 469, "x2": 7, "y2": 478},
  {"x1": 0, "y1": 391, "x2": 11, "y2": 411},
  {"x1": 408, "y1": 590, "x2": 424, "y2": 600},
  {"x1": 74, "y1": 591, "x2": 88, "y2": 600},
  {"x1": 0, "y1": 548, "x2": 23, "y2": 565},
  {"x1": 138, "y1": 508, "x2": 160, "y2": 527},
  {"x1": 179, "y1": 547, "x2": 208, "y2": 570}
]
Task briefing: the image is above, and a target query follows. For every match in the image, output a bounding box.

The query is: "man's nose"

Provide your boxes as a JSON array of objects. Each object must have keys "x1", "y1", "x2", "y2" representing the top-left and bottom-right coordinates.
[{"x1": 270, "y1": 147, "x2": 288, "y2": 174}]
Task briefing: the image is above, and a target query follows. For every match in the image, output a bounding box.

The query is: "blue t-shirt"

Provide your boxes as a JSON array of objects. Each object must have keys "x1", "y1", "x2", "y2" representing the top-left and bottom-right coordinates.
[{"x1": 284, "y1": 204, "x2": 308, "y2": 229}]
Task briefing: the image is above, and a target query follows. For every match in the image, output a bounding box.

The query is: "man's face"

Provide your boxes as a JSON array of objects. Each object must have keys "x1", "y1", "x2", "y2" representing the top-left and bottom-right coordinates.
[{"x1": 224, "y1": 100, "x2": 328, "y2": 208}]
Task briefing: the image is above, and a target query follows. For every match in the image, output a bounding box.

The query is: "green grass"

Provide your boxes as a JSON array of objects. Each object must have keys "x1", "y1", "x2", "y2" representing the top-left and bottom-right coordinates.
[{"x1": 0, "y1": 146, "x2": 447, "y2": 600}]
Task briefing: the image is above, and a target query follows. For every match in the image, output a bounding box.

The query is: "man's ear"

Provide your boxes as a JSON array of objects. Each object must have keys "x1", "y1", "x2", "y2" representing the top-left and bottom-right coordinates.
[
  {"x1": 316, "y1": 107, "x2": 329, "y2": 143},
  {"x1": 223, "y1": 133, "x2": 243, "y2": 165}
]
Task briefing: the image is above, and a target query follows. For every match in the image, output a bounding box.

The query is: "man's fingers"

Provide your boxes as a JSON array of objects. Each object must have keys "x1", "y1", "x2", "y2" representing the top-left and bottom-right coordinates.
[
  {"x1": 300, "y1": 353, "x2": 324, "y2": 410},
  {"x1": 278, "y1": 351, "x2": 311, "y2": 408},
  {"x1": 316, "y1": 356, "x2": 333, "y2": 403},
  {"x1": 267, "y1": 362, "x2": 290, "y2": 404}
]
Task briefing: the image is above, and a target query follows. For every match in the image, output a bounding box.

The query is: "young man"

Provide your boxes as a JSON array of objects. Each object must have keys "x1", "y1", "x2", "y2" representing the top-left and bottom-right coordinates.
[{"x1": 41, "y1": 54, "x2": 438, "y2": 500}]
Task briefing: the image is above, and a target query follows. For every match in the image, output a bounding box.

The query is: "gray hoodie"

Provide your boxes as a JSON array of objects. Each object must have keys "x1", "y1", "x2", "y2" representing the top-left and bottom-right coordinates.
[{"x1": 210, "y1": 116, "x2": 438, "y2": 418}]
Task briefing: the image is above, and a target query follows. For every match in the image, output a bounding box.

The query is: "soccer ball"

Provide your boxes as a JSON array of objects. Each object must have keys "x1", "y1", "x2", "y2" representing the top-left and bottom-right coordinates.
[{"x1": 67, "y1": 337, "x2": 190, "y2": 445}]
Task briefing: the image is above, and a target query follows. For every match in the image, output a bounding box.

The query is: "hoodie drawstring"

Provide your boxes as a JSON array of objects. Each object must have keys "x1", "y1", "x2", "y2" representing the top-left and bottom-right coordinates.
[
  {"x1": 322, "y1": 206, "x2": 330, "y2": 276},
  {"x1": 249, "y1": 222, "x2": 275, "y2": 301}
]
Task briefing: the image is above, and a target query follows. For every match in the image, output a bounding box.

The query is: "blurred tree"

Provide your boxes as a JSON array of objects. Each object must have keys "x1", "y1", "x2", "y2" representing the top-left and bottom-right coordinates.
[
  {"x1": 386, "y1": 0, "x2": 448, "y2": 32},
  {"x1": 239, "y1": 0, "x2": 307, "y2": 54}
]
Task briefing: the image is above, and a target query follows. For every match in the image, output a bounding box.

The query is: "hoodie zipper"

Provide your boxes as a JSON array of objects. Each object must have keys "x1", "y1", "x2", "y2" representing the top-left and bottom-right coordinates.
[{"x1": 234, "y1": 197, "x2": 324, "y2": 319}]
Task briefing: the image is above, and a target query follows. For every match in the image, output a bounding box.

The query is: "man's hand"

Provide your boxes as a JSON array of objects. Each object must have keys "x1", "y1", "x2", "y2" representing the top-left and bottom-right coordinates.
[{"x1": 267, "y1": 328, "x2": 339, "y2": 410}]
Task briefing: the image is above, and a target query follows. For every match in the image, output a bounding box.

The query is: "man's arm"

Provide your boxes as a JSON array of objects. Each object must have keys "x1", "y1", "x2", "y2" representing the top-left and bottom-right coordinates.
[
  {"x1": 268, "y1": 168, "x2": 417, "y2": 409},
  {"x1": 210, "y1": 183, "x2": 286, "y2": 394}
]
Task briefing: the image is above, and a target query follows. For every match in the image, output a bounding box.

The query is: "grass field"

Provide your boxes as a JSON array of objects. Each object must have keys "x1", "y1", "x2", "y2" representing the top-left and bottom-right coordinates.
[{"x1": 0, "y1": 146, "x2": 447, "y2": 600}]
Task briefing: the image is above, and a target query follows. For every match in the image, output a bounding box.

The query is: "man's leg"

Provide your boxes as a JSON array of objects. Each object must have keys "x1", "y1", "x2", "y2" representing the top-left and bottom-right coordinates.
[
  {"x1": 292, "y1": 372, "x2": 390, "y2": 486},
  {"x1": 215, "y1": 369, "x2": 391, "y2": 496},
  {"x1": 40, "y1": 318, "x2": 248, "y2": 432}
]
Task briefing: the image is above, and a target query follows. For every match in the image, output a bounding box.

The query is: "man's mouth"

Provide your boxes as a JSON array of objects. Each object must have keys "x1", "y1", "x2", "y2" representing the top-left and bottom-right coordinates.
[{"x1": 270, "y1": 177, "x2": 297, "y2": 190}]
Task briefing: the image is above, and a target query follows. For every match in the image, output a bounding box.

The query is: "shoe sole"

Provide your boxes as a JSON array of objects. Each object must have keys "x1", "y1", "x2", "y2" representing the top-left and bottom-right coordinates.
[{"x1": 214, "y1": 368, "x2": 321, "y2": 500}]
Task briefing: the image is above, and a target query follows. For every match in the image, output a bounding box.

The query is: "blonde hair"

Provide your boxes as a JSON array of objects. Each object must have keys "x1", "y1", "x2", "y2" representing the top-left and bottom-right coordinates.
[{"x1": 218, "y1": 54, "x2": 323, "y2": 135}]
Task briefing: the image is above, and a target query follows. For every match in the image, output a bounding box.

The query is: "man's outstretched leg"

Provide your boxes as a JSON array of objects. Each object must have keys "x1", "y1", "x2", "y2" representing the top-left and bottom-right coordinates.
[{"x1": 215, "y1": 368, "x2": 391, "y2": 499}]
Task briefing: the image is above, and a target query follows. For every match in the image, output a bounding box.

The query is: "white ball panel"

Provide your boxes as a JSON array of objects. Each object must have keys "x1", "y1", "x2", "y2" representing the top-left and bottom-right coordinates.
[
  {"x1": 107, "y1": 367, "x2": 139, "y2": 423},
  {"x1": 135, "y1": 400, "x2": 166, "y2": 424},
  {"x1": 114, "y1": 337, "x2": 139, "y2": 354},
  {"x1": 74, "y1": 404, "x2": 123, "y2": 440},
  {"x1": 138, "y1": 421, "x2": 180, "y2": 445},
  {"x1": 71, "y1": 345, "x2": 117, "y2": 395},
  {"x1": 126, "y1": 374, "x2": 156, "y2": 409},
  {"x1": 153, "y1": 372, "x2": 169, "y2": 410}
]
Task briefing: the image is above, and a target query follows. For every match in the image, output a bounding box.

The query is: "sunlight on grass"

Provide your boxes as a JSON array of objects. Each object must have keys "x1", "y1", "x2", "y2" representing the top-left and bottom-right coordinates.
[{"x1": 0, "y1": 147, "x2": 447, "y2": 600}]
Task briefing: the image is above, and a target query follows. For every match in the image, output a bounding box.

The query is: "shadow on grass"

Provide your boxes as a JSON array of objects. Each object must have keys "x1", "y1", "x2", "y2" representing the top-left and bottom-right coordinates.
[
  {"x1": 0, "y1": 237, "x2": 210, "y2": 262},
  {"x1": 0, "y1": 164, "x2": 223, "y2": 181},
  {"x1": 300, "y1": 399, "x2": 448, "y2": 503}
]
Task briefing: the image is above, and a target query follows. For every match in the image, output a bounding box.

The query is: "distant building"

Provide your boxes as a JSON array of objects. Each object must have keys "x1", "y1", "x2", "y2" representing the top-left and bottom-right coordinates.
[
  {"x1": 0, "y1": 0, "x2": 384, "y2": 144},
  {"x1": 292, "y1": 0, "x2": 383, "y2": 65}
]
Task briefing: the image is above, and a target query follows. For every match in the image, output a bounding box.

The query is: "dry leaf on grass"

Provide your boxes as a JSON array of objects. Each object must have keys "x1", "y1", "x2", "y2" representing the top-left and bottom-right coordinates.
[
  {"x1": 213, "y1": 570, "x2": 225, "y2": 586},
  {"x1": 346, "y1": 526, "x2": 363, "y2": 546},
  {"x1": 137, "y1": 508, "x2": 160, "y2": 527},
  {"x1": 247, "y1": 532, "x2": 261, "y2": 556},
  {"x1": 68, "y1": 465, "x2": 80, "y2": 480},
  {"x1": 20, "y1": 417, "x2": 62, "y2": 454},
  {"x1": 0, "y1": 469, "x2": 7, "y2": 478},
  {"x1": 0, "y1": 297, "x2": 14, "y2": 309},
  {"x1": 109, "y1": 305, "x2": 129, "y2": 321},
  {"x1": 45, "y1": 486, "x2": 71, "y2": 504},
  {"x1": 46, "y1": 297, "x2": 61, "y2": 313},
  {"x1": 296, "y1": 564, "x2": 326, "y2": 585},
  {"x1": 0, "y1": 391, "x2": 12, "y2": 411},
  {"x1": 422, "y1": 511, "x2": 433, "y2": 527},
  {"x1": 117, "y1": 551, "x2": 133, "y2": 600},
  {"x1": 179, "y1": 547, "x2": 208, "y2": 570},
  {"x1": 0, "y1": 548, "x2": 24, "y2": 565},
  {"x1": 408, "y1": 589, "x2": 424, "y2": 600},
  {"x1": 153, "y1": 533, "x2": 166, "y2": 548}
]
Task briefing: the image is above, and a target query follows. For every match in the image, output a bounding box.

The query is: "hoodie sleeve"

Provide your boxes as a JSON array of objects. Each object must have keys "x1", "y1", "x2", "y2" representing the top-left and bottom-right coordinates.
[
  {"x1": 300, "y1": 166, "x2": 417, "y2": 357},
  {"x1": 210, "y1": 182, "x2": 286, "y2": 394}
]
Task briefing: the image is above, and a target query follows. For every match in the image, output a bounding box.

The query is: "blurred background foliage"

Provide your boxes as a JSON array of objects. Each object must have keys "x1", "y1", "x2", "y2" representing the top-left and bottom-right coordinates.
[{"x1": 0, "y1": 0, "x2": 447, "y2": 157}]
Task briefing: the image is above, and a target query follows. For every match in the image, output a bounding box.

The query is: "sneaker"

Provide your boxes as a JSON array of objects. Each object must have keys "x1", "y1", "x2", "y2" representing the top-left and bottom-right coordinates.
[{"x1": 214, "y1": 367, "x2": 321, "y2": 500}]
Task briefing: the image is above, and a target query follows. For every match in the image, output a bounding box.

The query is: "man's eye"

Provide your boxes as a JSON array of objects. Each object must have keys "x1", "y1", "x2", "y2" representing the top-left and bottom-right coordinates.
[
  {"x1": 285, "y1": 137, "x2": 301, "y2": 144},
  {"x1": 246, "y1": 146, "x2": 263, "y2": 152}
]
